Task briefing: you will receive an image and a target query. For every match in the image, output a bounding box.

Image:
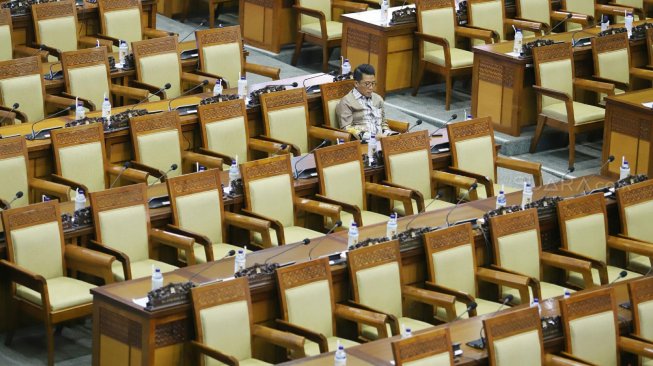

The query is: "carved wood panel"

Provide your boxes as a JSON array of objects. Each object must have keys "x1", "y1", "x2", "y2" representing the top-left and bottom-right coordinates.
[
  {"x1": 90, "y1": 183, "x2": 147, "y2": 212},
  {"x1": 489, "y1": 208, "x2": 538, "y2": 238},
  {"x1": 418, "y1": 0, "x2": 455, "y2": 11},
  {"x1": 393, "y1": 329, "x2": 451, "y2": 362},
  {"x1": 51, "y1": 123, "x2": 103, "y2": 148},
  {"x1": 155, "y1": 319, "x2": 189, "y2": 348},
  {"x1": 557, "y1": 193, "x2": 605, "y2": 221},
  {"x1": 314, "y1": 141, "x2": 360, "y2": 169},
  {"x1": 32, "y1": 0, "x2": 75, "y2": 21},
  {"x1": 630, "y1": 277, "x2": 653, "y2": 305},
  {"x1": 320, "y1": 80, "x2": 355, "y2": 101},
  {"x1": 448, "y1": 117, "x2": 492, "y2": 141},
  {"x1": 131, "y1": 111, "x2": 180, "y2": 134},
  {"x1": 348, "y1": 240, "x2": 400, "y2": 272},
  {"x1": 563, "y1": 288, "x2": 613, "y2": 320},
  {"x1": 423, "y1": 223, "x2": 473, "y2": 253},
  {"x1": 168, "y1": 169, "x2": 220, "y2": 198},
  {"x1": 62, "y1": 47, "x2": 108, "y2": 70},
  {"x1": 382, "y1": 130, "x2": 430, "y2": 156},
  {"x1": 594, "y1": 33, "x2": 628, "y2": 54},
  {"x1": 260, "y1": 88, "x2": 306, "y2": 111},
  {"x1": 132, "y1": 36, "x2": 178, "y2": 58},
  {"x1": 0, "y1": 136, "x2": 26, "y2": 159},
  {"x1": 198, "y1": 99, "x2": 246, "y2": 123},
  {"x1": 0, "y1": 8, "x2": 11, "y2": 26},
  {"x1": 241, "y1": 155, "x2": 291, "y2": 182},
  {"x1": 616, "y1": 179, "x2": 653, "y2": 207},
  {"x1": 0, "y1": 57, "x2": 40, "y2": 80},
  {"x1": 99, "y1": 307, "x2": 143, "y2": 348},
  {"x1": 485, "y1": 307, "x2": 540, "y2": 340},
  {"x1": 196, "y1": 25, "x2": 240, "y2": 46},
  {"x1": 533, "y1": 42, "x2": 571, "y2": 64},
  {"x1": 2, "y1": 201, "x2": 59, "y2": 230},
  {"x1": 98, "y1": 0, "x2": 141, "y2": 11},
  {"x1": 277, "y1": 258, "x2": 330, "y2": 289}
]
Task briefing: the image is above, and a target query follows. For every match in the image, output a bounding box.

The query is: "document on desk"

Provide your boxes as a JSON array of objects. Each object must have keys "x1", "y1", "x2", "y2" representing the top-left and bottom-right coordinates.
[
  {"x1": 132, "y1": 297, "x2": 149, "y2": 308},
  {"x1": 505, "y1": 51, "x2": 521, "y2": 57},
  {"x1": 642, "y1": 102, "x2": 653, "y2": 108}
]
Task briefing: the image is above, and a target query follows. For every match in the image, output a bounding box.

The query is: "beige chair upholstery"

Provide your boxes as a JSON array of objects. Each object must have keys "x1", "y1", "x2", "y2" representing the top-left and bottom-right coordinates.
[
  {"x1": 0, "y1": 57, "x2": 47, "y2": 122},
  {"x1": 392, "y1": 328, "x2": 454, "y2": 366},
  {"x1": 31, "y1": 1, "x2": 79, "y2": 61},
  {"x1": 517, "y1": 0, "x2": 551, "y2": 36},
  {"x1": 468, "y1": 0, "x2": 505, "y2": 45},
  {"x1": 0, "y1": 9, "x2": 13, "y2": 62},
  {"x1": 628, "y1": 276, "x2": 653, "y2": 366},
  {"x1": 616, "y1": 179, "x2": 653, "y2": 273},
  {"x1": 484, "y1": 307, "x2": 546, "y2": 366},
  {"x1": 132, "y1": 36, "x2": 183, "y2": 99},
  {"x1": 97, "y1": 0, "x2": 172, "y2": 50}
]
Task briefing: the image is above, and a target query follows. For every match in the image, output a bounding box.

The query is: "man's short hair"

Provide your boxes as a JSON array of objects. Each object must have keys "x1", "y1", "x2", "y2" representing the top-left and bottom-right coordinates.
[{"x1": 353, "y1": 64, "x2": 375, "y2": 81}]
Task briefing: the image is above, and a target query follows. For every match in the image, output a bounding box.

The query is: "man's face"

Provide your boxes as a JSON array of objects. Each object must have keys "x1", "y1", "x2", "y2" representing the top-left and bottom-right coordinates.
[{"x1": 355, "y1": 74, "x2": 376, "y2": 98}]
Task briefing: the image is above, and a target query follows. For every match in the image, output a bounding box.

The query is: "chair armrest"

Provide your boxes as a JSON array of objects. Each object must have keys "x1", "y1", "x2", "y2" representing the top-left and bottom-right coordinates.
[
  {"x1": 60, "y1": 92, "x2": 96, "y2": 111},
  {"x1": 78, "y1": 36, "x2": 113, "y2": 51},
  {"x1": 618, "y1": 336, "x2": 653, "y2": 359},
  {"x1": 181, "y1": 151, "x2": 223, "y2": 172},
  {"x1": 512, "y1": 17, "x2": 551, "y2": 34},
  {"x1": 224, "y1": 211, "x2": 273, "y2": 249},
  {"x1": 0, "y1": 259, "x2": 46, "y2": 295},
  {"x1": 573, "y1": 78, "x2": 615, "y2": 95},
  {"x1": 293, "y1": 5, "x2": 327, "y2": 22},
  {"x1": 334, "y1": 303, "x2": 389, "y2": 339},
  {"x1": 401, "y1": 285, "x2": 456, "y2": 311},
  {"x1": 608, "y1": 235, "x2": 653, "y2": 257},
  {"x1": 477, "y1": 267, "x2": 532, "y2": 303},
  {"x1": 414, "y1": 32, "x2": 449, "y2": 49},
  {"x1": 387, "y1": 119, "x2": 409, "y2": 133},
  {"x1": 110, "y1": 84, "x2": 150, "y2": 102},
  {"x1": 617, "y1": 233, "x2": 651, "y2": 244},
  {"x1": 333, "y1": 0, "x2": 368, "y2": 12},
  {"x1": 381, "y1": 180, "x2": 425, "y2": 213},
  {"x1": 129, "y1": 161, "x2": 166, "y2": 180},
  {"x1": 245, "y1": 62, "x2": 281, "y2": 80},
  {"x1": 431, "y1": 170, "x2": 478, "y2": 192},
  {"x1": 346, "y1": 300, "x2": 400, "y2": 336},
  {"x1": 44, "y1": 94, "x2": 76, "y2": 110},
  {"x1": 294, "y1": 197, "x2": 341, "y2": 222},
  {"x1": 607, "y1": 2, "x2": 646, "y2": 18},
  {"x1": 447, "y1": 166, "x2": 492, "y2": 198},
  {"x1": 247, "y1": 138, "x2": 289, "y2": 157},
  {"x1": 540, "y1": 252, "x2": 594, "y2": 286},
  {"x1": 181, "y1": 72, "x2": 218, "y2": 90},
  {"x1": 198, "y1": 147, "x2": 234, "y2": 165},
  {"x1": 504, "y1": 18, "x2": 547, "y2": 35},
  {"x1": 589, "y1": 75, "x2": 630, "y2": 92},
  {"x1": 558, "y1": 351, "x2": 596, "y2": 365},
  {"x1": 28, "y1": 177, "x2": 72, "y2": 202},
  {"x1": 143, "y1": 28, "x2": 177, "y2": 39},
  {"x1": 496, "y1": 156, "x2": 543, "y2": 186},
  {"x1": 256, "y1": 135, "x2": 301, "y2": 156},
  {"x1": 596, "y1": 4, "x2": 637, "y2": 17},
  {"x1": 241, "y1": 209, "x2": 284, "y2": 245},
  {"x1": 50, "y1": 174, "x2": 89, "y2": 196},
  {"x1": 276, "y1": 319, "x2": 328, "y2": 353},
  {"x1": 315, "y1": 194, "x2": 362, "y2": 226},
  {"x1": 0, "y1": 105, "x2": 26, "y2": 124},
  {"x1": 558, "y1": 248, "x2": 608, "y2": 285},
  {"x1": 365, "y1": 182, "x2": 414, "y2": 215},
  {"x1": 13, "y1": 44, "x2": 49, "y2": 61},
  {"x1": 95, "y1": 34, "x2": 121, "y2": 47},
  {"x1": 88, "y1": 240, "x2": 131, "y2": 280},
  {"x1": 545, "y1": 353, "x2": 595, "y2": 366},
  {"x1": 166, "y1": 224, "x2": 213, "y2": 262},
  {"x1": 31, "y1": 43, "x2": 61, "y2": 59},
  {"x1": 551, "y1": 11, "x2": 592, "y2": 27},
  {"x1": 456, "y1": 26, "x2": 497, "y2": 43},
  {"x1": 308, "y1": 126, "x2": 351, "y2": 143},
  {"x1": 460, "y1": 25, "x2": 500, "y2": 43},
  {"x1": 64, "y1": 245, "x2": 115, "y2": 284},
  {"x1": 129, "y1": 80, "x2": 168, "y2": 100},
  {"x1": 629, "y1": 67, "x2": 653, "y2": 82},
  {"x1": 105, "y1": 164, "x2": 149, "y2": 184},
  {"x1": 150, "y1": 228, "x2": 196, "y2": 265},
  {"x1": 252, "y1": 325, "x2": 306, "y2": 359},
  {"x1": 532, "y1": 85, "x2": 572, "y2": 102},
  {"x1": 189, "y1": 340, "x2": 237, "y2": 366},
  {"x1": 424, "y1": 280, "x2": 475, "y2": 303}
]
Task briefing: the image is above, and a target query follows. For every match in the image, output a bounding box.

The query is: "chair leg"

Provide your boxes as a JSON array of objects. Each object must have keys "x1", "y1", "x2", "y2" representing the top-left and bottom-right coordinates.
[
  {"x1": 322, "y1": 45, "x2": 330, "y2": 73},
  {"x1": 412, "y1": 61, "x2": 425, "y2": 96},
  {"x1": 568, "y1": 129, "x2": 576, "y2": 170},
  {"x1": 209, "y1": 2, "x2": 216, "y2": 29},
  {"x1": 4, "y1": 300, "x2": 17, "y2": 346},
  {"x1": 291, "y1": 34, "x2": 304, "y2": 66},
  {"x1": 445, "y1": 75, "x2": 452, "y2": 111},
  {"x1": 46, "y1": 322, "x2": 55, "y2": 366},
  {"x1": 529, "y1": 115, "x2": 547, "y2": 153},
  {"x1": 55, "y1": 324, "x2": 64, "y2": 335}
]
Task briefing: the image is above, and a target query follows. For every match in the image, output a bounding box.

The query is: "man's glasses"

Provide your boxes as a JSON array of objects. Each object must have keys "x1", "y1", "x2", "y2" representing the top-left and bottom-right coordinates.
[{"x1": 359, "y1": 81, "x2": 377, "y2": 88}]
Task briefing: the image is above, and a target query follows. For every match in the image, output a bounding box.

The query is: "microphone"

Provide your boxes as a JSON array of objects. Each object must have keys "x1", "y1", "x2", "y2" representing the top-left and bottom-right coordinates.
[
  {"x1": 294, "y1": 139, "x2": 329, "y2": 179},
  {"x1": 303, "y1": 71, "x2": 336, "y2": 90},
  {"x1": 149, "y1": 163, "x2": 178, "y2": 186},
  {"x1": 599, "y1": 155, "x2": 615, "y2": 173},
  {"x1": 560, "y1": 166, "x2": 575, "y2": 181},
  {"x1": 476, "y1": 294, "x2": 514, "y2": 349},
  {"x1": 109, "y1": 162, "x2": 131, "y2": 189},
  {"x1": 127, "y1": 83, "x2": 171, "y2": 113},
  {"x1": 272, "y1": 143, "x2": 288, "y2": 156},
  {"x1": 431, "y1": 114, "x2": 457, "y2": 137},
  {"x1": 168, "y1": 80, "x2": 209, "y2": 111},
  {"x1": 264, "y1": 238, "x2": 311, "y2": 265},
  {"x1": 404, "y1": 191, "x2": 444, "y2": 230},
  {"x1": 545, "y1": 12, "x2": 573, "y2": 35},
  {"x1": 609, "y1": 270, "x2": 627, "y2": 285},
  {"x1": 179, "y1": 20, "x2": 207, "y2": 43},
  {"x1": 0, "y1": 102, "x2": 19, "y2": 126},
  {"x1": 187, "y1": 249, "x2": 236, "y2": 285},
  {"x1": 406, "y1": 120, "x2": 423, "y2": 133},
  {"x1": 308, "y1": 220, "x2": 343, "y2": 260},
  {"x1": 27, "y1": 105, "x2": 75, "y2": 141},
  {"x1": 452, "y1": 301, "x2": 477, "y2": 321},
  {"x1": 582, "y1": 155, "x2": 615, "y2": 194},
  {"x1": 445, "y1": 183, "x2": 478, "y2": 227},
  {"x1": 1, "y1": 191, "x2": 24, "y2": 210}
]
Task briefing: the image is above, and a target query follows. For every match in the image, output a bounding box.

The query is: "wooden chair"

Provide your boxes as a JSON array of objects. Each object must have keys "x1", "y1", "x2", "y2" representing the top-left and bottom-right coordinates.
[
  {"x1": 96, "y1": 0, "x2": 173, "y2": 49},
  {"x1": 391, "y1": 328, "x2": 454, "y2": 366},
  {"x1": 275, "y1": 258, "x2": 388, "y2": 355},
  {"x1": 50, "y1": 123, "x2": 148, "y2": 194},
  {"x1": 166, "y1": 170, "x2": 272, "y2": 262},
  {"x1": 314, "y1": 141, "x2": 412, "y2": 227},
  {"x1": 197, "y1": 96, "x2": 287, "y2": 168},
  {"x1": 60, "y1": 47, "x2": 149, "y2": 110},
  {"x1": 559, "y1": 287, "x2": 653, "y2": 365},
  {"x1": 291, "y1": 0, "x2": 368, "y2": 72},
  {"x1": 423, "y1": 223, "x2": 530, "y2": 321},
  {"x1": 627, "y1": 275, "x2": 653, "y2": 366},
  {"x1": 0, "y1": 137, "x2": 70, "y2": 207},
  {"x1": 615, "y1": 179, "x2": 653, "y2": 273},
  {"x1": 88, "y1": 184, "x2": 195, "y2": 281},
  {"x1": 530, "y1": 43, "x2": 613, "y2": 170},
  {"x1": 31, "y1": 0, "x2": 112, "y2": 60},
  {"x1": 0, "y1": 201, "x2": 115, "y2": 366},
  {"x1": 129, "y1": 111, "x2": 223, "y2": 185},
  {"x1": 131, "y1": 36, "x2": 219, "y2": 100},
  {"x1": 0, "y1": 8, "x2": 46, "y2": 62},
  {"x1": 448, "y1": 117, "x2": 543, "y2": 198},
  {"x1": 467, "y1": 0, "x2": 546, "y2": 43},
  {"x1": 0, "y1": 56, "x2": 75, "y2": 123},
  {"x1": 381, "y1": 130, "x2": 477, "y2": 216},
  {"x1": 195, "y1": 25, "x2": 280, "y2": 88},
  {"x1": 190, "y1": 277, "x2": 306, "y2": 365},
  {"x1": 489, "y1": 209, "x2": 595, "y2": 304},
  {"x1": 613, "y1": 0, "x2": 650, "y2": 20},
  {"x1": 413, "y1": 0, "x2": 494, "y2": 111},
  {"x1": 647, "y1": 28, "x2": 653, "y2": 68},
  {"x1": 557, "y1": 193, "x2": 650, "y2": 287},
  {"x1": 347, "y1": 240, "x2": 455, "y2": 341},
  {"x1": 259, "y1": 88, "x2": 349, "y2": 156},
  {"x1": 240, "y1": 155, "x2": 341, "y2": 245},
  {"x1": 560, "y1": 0, "x2": 640, "y2": 29},
  {"x1": 513, "y1": 0, "x2": 590, "y2": 36}
]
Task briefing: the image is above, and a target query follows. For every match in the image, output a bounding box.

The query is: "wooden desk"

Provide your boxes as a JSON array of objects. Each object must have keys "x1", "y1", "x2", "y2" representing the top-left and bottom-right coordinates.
[
  {"x1": 602, "y1": 89, "x2": 653, "y2": 179},
  {"x1": 90, "y1": 176, "x2": 617, "y2": 366},
  {"x1": 239, "y1": 0, "x2": 296, "y2": 54}
]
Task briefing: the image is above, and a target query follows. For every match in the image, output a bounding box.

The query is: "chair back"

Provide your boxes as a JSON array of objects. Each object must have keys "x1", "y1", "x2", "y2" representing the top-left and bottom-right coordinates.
[
  {"x1": 533, "y1": 43, "x2": 575, "y2": 110},
  {"x1": 0, "y1": 56, "x2": 46, "y2": 122},
  {"x1": 89, "y1": 184, "x2": 151, "y2": 263},
  {"x1": 198, "y1": 99, "x2": 250, "y2": 163},
  {"x1": 392, "y1": 328, "x2": 454, "y2": 366},
  {"x1": 276, "y1": 258, "x2": 336, "y2": 337},
  {"x1": 557, "y1": 193, "x2": 608, "y2": 263},
  {"x1": 167, "y1": 170, "x2": 226, "y2": 246},
  {"x1": 592, "y1": 33, "x2": 631, "y2": 89},
  {"x1": 347, "y1": 240, "x2": 404, "y2": 319},
  {"x1": 381, "y1": 130, "x2": 434, "y2": 200},
  {"x1": 129, "y1": 111, "x2": 184, "y2": 184},
  {"x1": 298, "y1": 0, "x2": 333, "y2": 25},
  {"x1": 417, "y1": 0, "x2": 457, "y2": 55},
  {"x1": 196, "y1": 25, "x2": 244, "y2": 88},
  {"x1": 320, "y1": 79, "x2": 356, "y2": 129},
  {"x1": 468, "y1": 0, "x2": 506, "y2": 43},
  {"x1": 559, "y1": 287, "x2": 619, "y2": 365},
  {"x1": 562, "y1": 0, "x2": 595, "y2": 19},
  {"x1": 241, "y1": 155, "x2": 296, "y2": 228},
  {"x1": 61, "y1": 47, "x2": 112, "y2": 109},
  {"x1": 447, "y1": 117, "x2": 497, "y2": 183},
  {"x1": 31, "y1": 0, "x2": 78, "y2": 58},
  {"x1": 489, "y1": 209, "x2": 542, "y2": 279},
  {"x1": 628, "y1": 276, "x2": 653, "y2": 342},
  {"x1": 516, "y1": 0, "x2": 550, "y2": 26},
  {"x1": 0, "y1": 137, "x2": 29, "y2": 208},
  {"x1": 1, "y1": 201, "x2": 65, "y2": 280},
  {"x1": 190, "y1": 277, "x2": 254, "y2": 362},
  {"x1": 616, "y1": 179, "x2": 653, "y2": 243},
  {"x1": 0, "y1": 9, "x2": 13, "y2": 62},
  {"x1": 97, "y1": 0, "x2": 144, "y2": 47},
  {"x1": 132, "y1": 36, "x2": 182, "y2": 98},
  {"x1": 484, "y1": 306, "x2": 545, "y2": 366},
  {"x1": 423, "y1": 223, "x2": 478, "y2": 297},
  {"x1": 314, "y1": 141, "x2": 366, "y2": 211},
  {"x1": 260, "y1": 88, "x2": 310, "y2": 154},
  {"x1": 51, "y1": 123, "x2": 108, "y2": 193}
]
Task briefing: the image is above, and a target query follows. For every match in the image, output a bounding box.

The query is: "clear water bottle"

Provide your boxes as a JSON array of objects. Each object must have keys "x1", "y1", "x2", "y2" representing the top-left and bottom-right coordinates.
[
  {"x1": 513, "y1": 29, "x2": 523, "y2": 54},
  {"x1": 102, "y1": 93, "x2": 111, "y2": 119},
  {"x1": 118, "y1": 40, "x2": 128, "y2": 66},
  {"x1": 347, "y1": 222, "x2": 359, "y2": 247},
  {"x1": 234, "y1": 249, "x2": 246, "y2": 273},
  {"x1": 341, "y1": 58, "x2": 351, "y2": 75},
  {"x1": 74, "y1": 188, "x2": 86, "y2": 211},
  {"x1": 213, "y1": 79, "x2": 223, "y2": 96},
  {"x1": 151, "y1": 268, "x2": 163, "y2": 290},
  {"x1": 229, "y1": 160, "x2": 241, "y2": 185},
  {"x1": 42, "y1": 195, "x2": 51, "y2": 202},
  {"x1": 367, "y1": 134, "x2": 377, "y2": 164},
  {"x1": 625, "y1": 12, "x2": 634, "y2": 38},
  {"x1": 601, "y1": 15, "x2": 610, "y2": 32},
  {"x1": 401, "y1": 326, "x2": 412, "y2": 339},
  {"x1": 521, "y1": 182, "x2": 533, "y2": 208},
  {"x1": 334, "y1": 344, "x2": 347, "y2": 366},
  {"x1": 386, "y1": 212, "x2": 398, "y2": 238},
  {"x1": 75, "y1": 98, "x2": 85, "y2": 120},
  {"x1": 530, "y1": 297, "x2": 541, "y2": 315},
  {"x1": 496, "y1": 188, "x2": 506, "y2": 209},
  {"x1": 237, "y1": 76, "x2": 247, "y2": 99},
  {"x1": 380, "y1": 0, "x2": 389, "y2": 25},
  {"x1": 620, "y1": 157, "x2": 630, "y2": 180}
]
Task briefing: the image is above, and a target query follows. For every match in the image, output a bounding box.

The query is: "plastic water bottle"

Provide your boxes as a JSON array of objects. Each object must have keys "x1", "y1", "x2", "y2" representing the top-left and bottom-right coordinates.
[
  {"x1": 334, "y1": 344, "x2": 347, "y2": 366},
  {"x1": 386, "y1": 212, "x2": 398, "y2": 238},
  {"x1": 347, "y1": 222, "x2": 359, "y2": 247},
  {"x1": 75, "y1": 98, "x2": 85, "y2": 120},
  {"x1": 601, "y1": 15, "x2": 610, "y2": 32},
  {"x1": 151, "y1": 268, "x2": 163, "y2": 290},
  {"x1": 74, "y1": 188, "x2": 86, "y2": 211},
  {"x1": 513, "y1": 29, "x2": 523, "y2": 54},
  {"x1": 229, "y1": 160, "x2": 241, "y2": 185},
  {"x1": 367, "y1": 133, "x2": 377, "y2": 164},
  {"x1": 563, "y1": 289, "x2": 571, "y2": 299},
  {"x1": 401, "y1": 326, "x2": 412, "y2": 339},
  {"x1": 234, "y1": 249, "x2": 246, "y2": 273},
  {"x1": 496, "y1": 187, "x2": 506, "y2": 209},
  {"x1": 625, "y1": 12, "x2": 634, "y2": 38},
  {"x1": 213, "y1": 79, "x2": 223, "y2": 96},
  {"x1": 102, "y1": 93, "x2": 111, "y2": 119},
  {"x1": 620, "y1": 157, "x2": 630, "y2": 180},
  {"x1": 380, "y1": 0, "x2": 389, "y2": 25},
  {"x1": 521, "y1": 182, "x2": 533, "y2": 208},
  {"x1": 530, "y1": 297, "x2": 541, "y2": 315},
  {"x1": 341, "y1": 58, "x2": 351, "y2": 75},
  {"x1": 118, "y1": 40, "x2": 128, "y2": 65},
  {"x1": 237, "y1": 76, "x2": 247, "y2": 99}
]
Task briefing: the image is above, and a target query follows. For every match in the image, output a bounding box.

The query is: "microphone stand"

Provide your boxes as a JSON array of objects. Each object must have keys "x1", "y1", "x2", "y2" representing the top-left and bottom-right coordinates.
[
  {"x1": 308, "y1": 221, "x2": 343, "y2": 260},
  {"x1": 28, "y1": 105, "x2": 75, "y2": 141},
  {"x1": 431, "y1": 114, "x2": 457, "y2": 137},
  {"x1": 303, "y1": 71, "x2": 336, "y2": 91},
  {"x1": 545, "y1": 12, "x2": 574, "y2": 35},
  {"x1": 0, "y1": 103, "x2": 19, "y2": 126},
  {"x1": 168, "y1": 80, "x2": 209, "y2": 111},
  {"x1": 405, "y1": 120, "x2": 423, "y2": 132},
  {"x1": 264, "y1": 238, "x2": 311, "y2": 265},
  {"x1": 127, "y1": 83, "x2": 172, "y2": 114},
  {"x1": 149, "y1": 164, "x2": 178, "y2": 186},
  {"x1": 179, "y1": 20, "x2": 207, "y2": 43},
  {"x1": 109, "y1": 162, "x2": 132, "y2": 189},
  {"x1": 294, "y1": 140, "x2": 329, "y2": 179},
  {"x1": 445, "y1": 184, "x2": 478, "y2": 227}
]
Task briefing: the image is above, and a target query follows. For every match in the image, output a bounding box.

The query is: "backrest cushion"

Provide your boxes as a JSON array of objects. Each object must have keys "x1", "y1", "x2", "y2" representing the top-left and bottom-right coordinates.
[
  {"x1": 565, "y1": 0, "x2": 595, "y2": 17},
  {"x1": 497, "y1": 229, "x2": 540, "y2": 278},
  {"x1": 539, "y1": 59, "x2": 573, "y2": 108},
  {"x1": 59, "y1": 142, "x2": 106, "y2": 192},
  {"x1": 298, "y1": 0, "x2": 332, "y2": 25},
  {"x1": 248, "y1": 174, "x2": 294, "y2": 228},
  {"x1": 139, "y1": 53, "x2": 181, "y2": 98},
  {"x1": 285, "y1": 280, "x2": 333, "y2": 337},
  {"x1": 0, "y1": 25, "x2": 11, "y2": 61},
  {"x1": 405, "y1": 354, "x2": 452, "y2": 366},
  {"x1": 564, "y1": 214, "x2": 606, "y2": 262},
  {"x1": 356, "y1": 262, "x2": 403, "y2": 318},
  {"x1": 322, "y1": 161, "x2": 365, "y2": 209},
  {"x1": 470, "y1": 0, "x2": 504, "y2": 43},
  {"x1": 136, "y1": 130, "x2": 182, "y2": 184},
  {"x1": 432, "y1": 244, "x2": 476, "y2": 295},
  {"x1": 200, "y1": 300, "x2": 252, "y2": 362},
  {"x1": 568, "y1": 311, "x2": 617, "y2": 366},
  {"x1": 624, "y1": 200, "x2": 653, "y2": 242},
  {"x1": 205, "y1": 117, "x2": 248, "y2": 163},
  {"x1": 519, "y1": 0, "x2": 550, "y2": 25},
  {"x1": 493, "y1": 330, "x2": 543, "y2": 366},
  {"x1": 327, "y1": 99, "x2": 340, "y2": 128},
  {"x1": 267, "y1": 106, "x2": 308, "y2": 154},
  {"x1": 98, "y1": 205, "x2": 149, "y2": 262},
  {"x1": 103, "y1": 8, "x2": 143, "y2": 46},
  {"x1": 10, "y1": 222, "x2": 63, "y2": 279},
  {"x1": 389, "y1": 150, "x2": 431, "y2": 198},
  {"x1": 0, "y1": 156, "x2": 29, "y2": 207},
  {"x1": 201, "y1": 43, "x2": 241, "y2": 87},
  {"x1": 639, "y1": 299, "x2": 653, "y2": 340},
  {"x1": 597, "y1": 49, "x2": 629, "y2": 85},
  {"x1": 68, "y1": 64, "x2": 110, "y2": 108},
  {"x1": 38, "y1": 17, "x2": 78, "y2": 55},
  {"x1": 0, "y1": 74, "x2": 45, "y2": 121},
  {"x1": 175, "y1": 190, "x2": 222, "y2": 244},
  {"x1": 453, "y1": 136, "x2": 495, "y2": 182},
  {"x1": 421, "y1": 8, "x2": 455, "y2": 53}
]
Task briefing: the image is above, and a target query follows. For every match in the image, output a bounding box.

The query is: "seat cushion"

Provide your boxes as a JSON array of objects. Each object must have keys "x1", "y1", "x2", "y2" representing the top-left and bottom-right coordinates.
[
  {"x1": 68, "y1": 64, "x2": 111, "y2": 109},
  {"x1": 628, "y1": 253, "x2": 651, "y2": 274},
  {"x1": 17, "y1": 276, "x2": 94, "y2": 311},
  {"x1": 136, "y1": 130, "x2": 183, "y2": 184},
  {"x1": 340, "y1": 210, "x2": 388, "y2": 229},
  {"x1": 502, "y1": 281, "x2": 569, "y2": 305},
  {"x1": 541, "y1": 102, "x2": 605, "y2": 125},
  {"x1": 568, "y1": 265, "x2": 639, "y2": 288},
  {"x1": 254, "y1": 225, "x2": 324, "y2": 246},
  {"x1": 112, "y1": 258, "x2": 178, "y2": 281},
  {"x1": 424, "y1": 48, "x2": 474, "y2": 69},
  {"x1": 301, "y1": 21, "x2": 342, "y2": 40},
  {"x1": 393, "y1": 198, "x2": 454, "y2": 216},
  {"x1": 304, "y1": 336, "x2": 358, "y2": 357},
  {"x1": 204, "y1": 117, "x2": 248, "y2": 164},
  {"x1": 139, "y1": 53, "x2": 182, "y2": 99}
]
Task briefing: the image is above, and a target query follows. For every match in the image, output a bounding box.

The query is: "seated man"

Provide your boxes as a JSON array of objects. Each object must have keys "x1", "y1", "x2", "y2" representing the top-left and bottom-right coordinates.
[{"x1": 336, "y1": 64, "x2": 396, "y2": 140}]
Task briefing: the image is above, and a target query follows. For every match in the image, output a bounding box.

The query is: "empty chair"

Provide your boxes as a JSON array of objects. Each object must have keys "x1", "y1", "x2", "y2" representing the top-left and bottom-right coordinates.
[
  {"x1": 513, "y1": 0, "x2": 590, "y2": 36},
  {"x1": 627, "y1": 276, "x2": 653, "y2": 366},
  {"x1": 96, "y1": 0, "x2": 173, "y2": 49},
  {"x1": 467, "y1": 0, "x2": 546, "y2": 44},
  {"x1": 0, "y1": 8, "x2": 46, "y2": 62},
  {"x1": 616, "y1": 179, "x2": 653, "y2": 273}
]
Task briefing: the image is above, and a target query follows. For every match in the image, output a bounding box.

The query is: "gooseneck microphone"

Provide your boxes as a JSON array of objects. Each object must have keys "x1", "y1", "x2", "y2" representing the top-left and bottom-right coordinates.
[
  {"x1": 1, "y1": 191, "x2": 24, "y2": 210},
  {"x1": 28, "y1": 105, "x2": 75, "y2": 141},
  {"x1": 168, "y1": 80, "x2": 209, "y2": 111},
  {"x1": 294, "y1": 139, "x2": 329, "y2": 179},
  {"x1": 453, "y1": 301, "x2": 477, "y2": 321},
  {"x1": 128, "y1": 83, "x2": 172, "y2": 113},
  {"x1": 0, "y1": 103, "x2": 19, "y2": 126},
  {"x1": 264, "y1": 238, "x2": 311, "y2": 265},
  {"x1": 477, "y1": 294, "x2": 514, "y2": 348},
  {"x1": 404, "y1": 191, "x2": 443, "y2": 230},
  {"x1": 149, "y1": 163, "x2": 178, "y2": 186},
  {"x1": 406, "y1": 119, "x2": 423, "y2": 132},
  {"x1": 609, "y1": 270, "x2": 627, "y2": 285},
  {"x1": 187, "y1": 249, "x2": 237, "y2": 285},
  {"x1": 308, "y1": 220, "x2": 343, "y2": 260},
  {"x1": 179, "y1": 20, "x2": 207, "y2": 43},
  {"x1": 110, "y1": 162, "x2": 132, "y2": 189},
  {"x1": 431, "y1": 114, "x2": 457, "y2": 137},
  {"x1": 560, "y1": 166, "x2": 575, "y2": 181},
  {"x1": 445, "y1": 183, "x2": 478, "y2": 227},
  {"x1": 545, "y1": 12, "x2": 574, "y2": 35}
]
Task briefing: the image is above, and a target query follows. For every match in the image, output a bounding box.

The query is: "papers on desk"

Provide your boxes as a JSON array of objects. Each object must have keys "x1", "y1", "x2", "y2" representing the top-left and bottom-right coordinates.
[
  {"x1": 132, "y1": 296, "x2": 148, "y2": 308},
  {"x1": 505, "y1": 51, "x2": 521, "y2": 57},
  {"x1": 642, "y1": 102, "x2": 653, "y2": 108}
]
